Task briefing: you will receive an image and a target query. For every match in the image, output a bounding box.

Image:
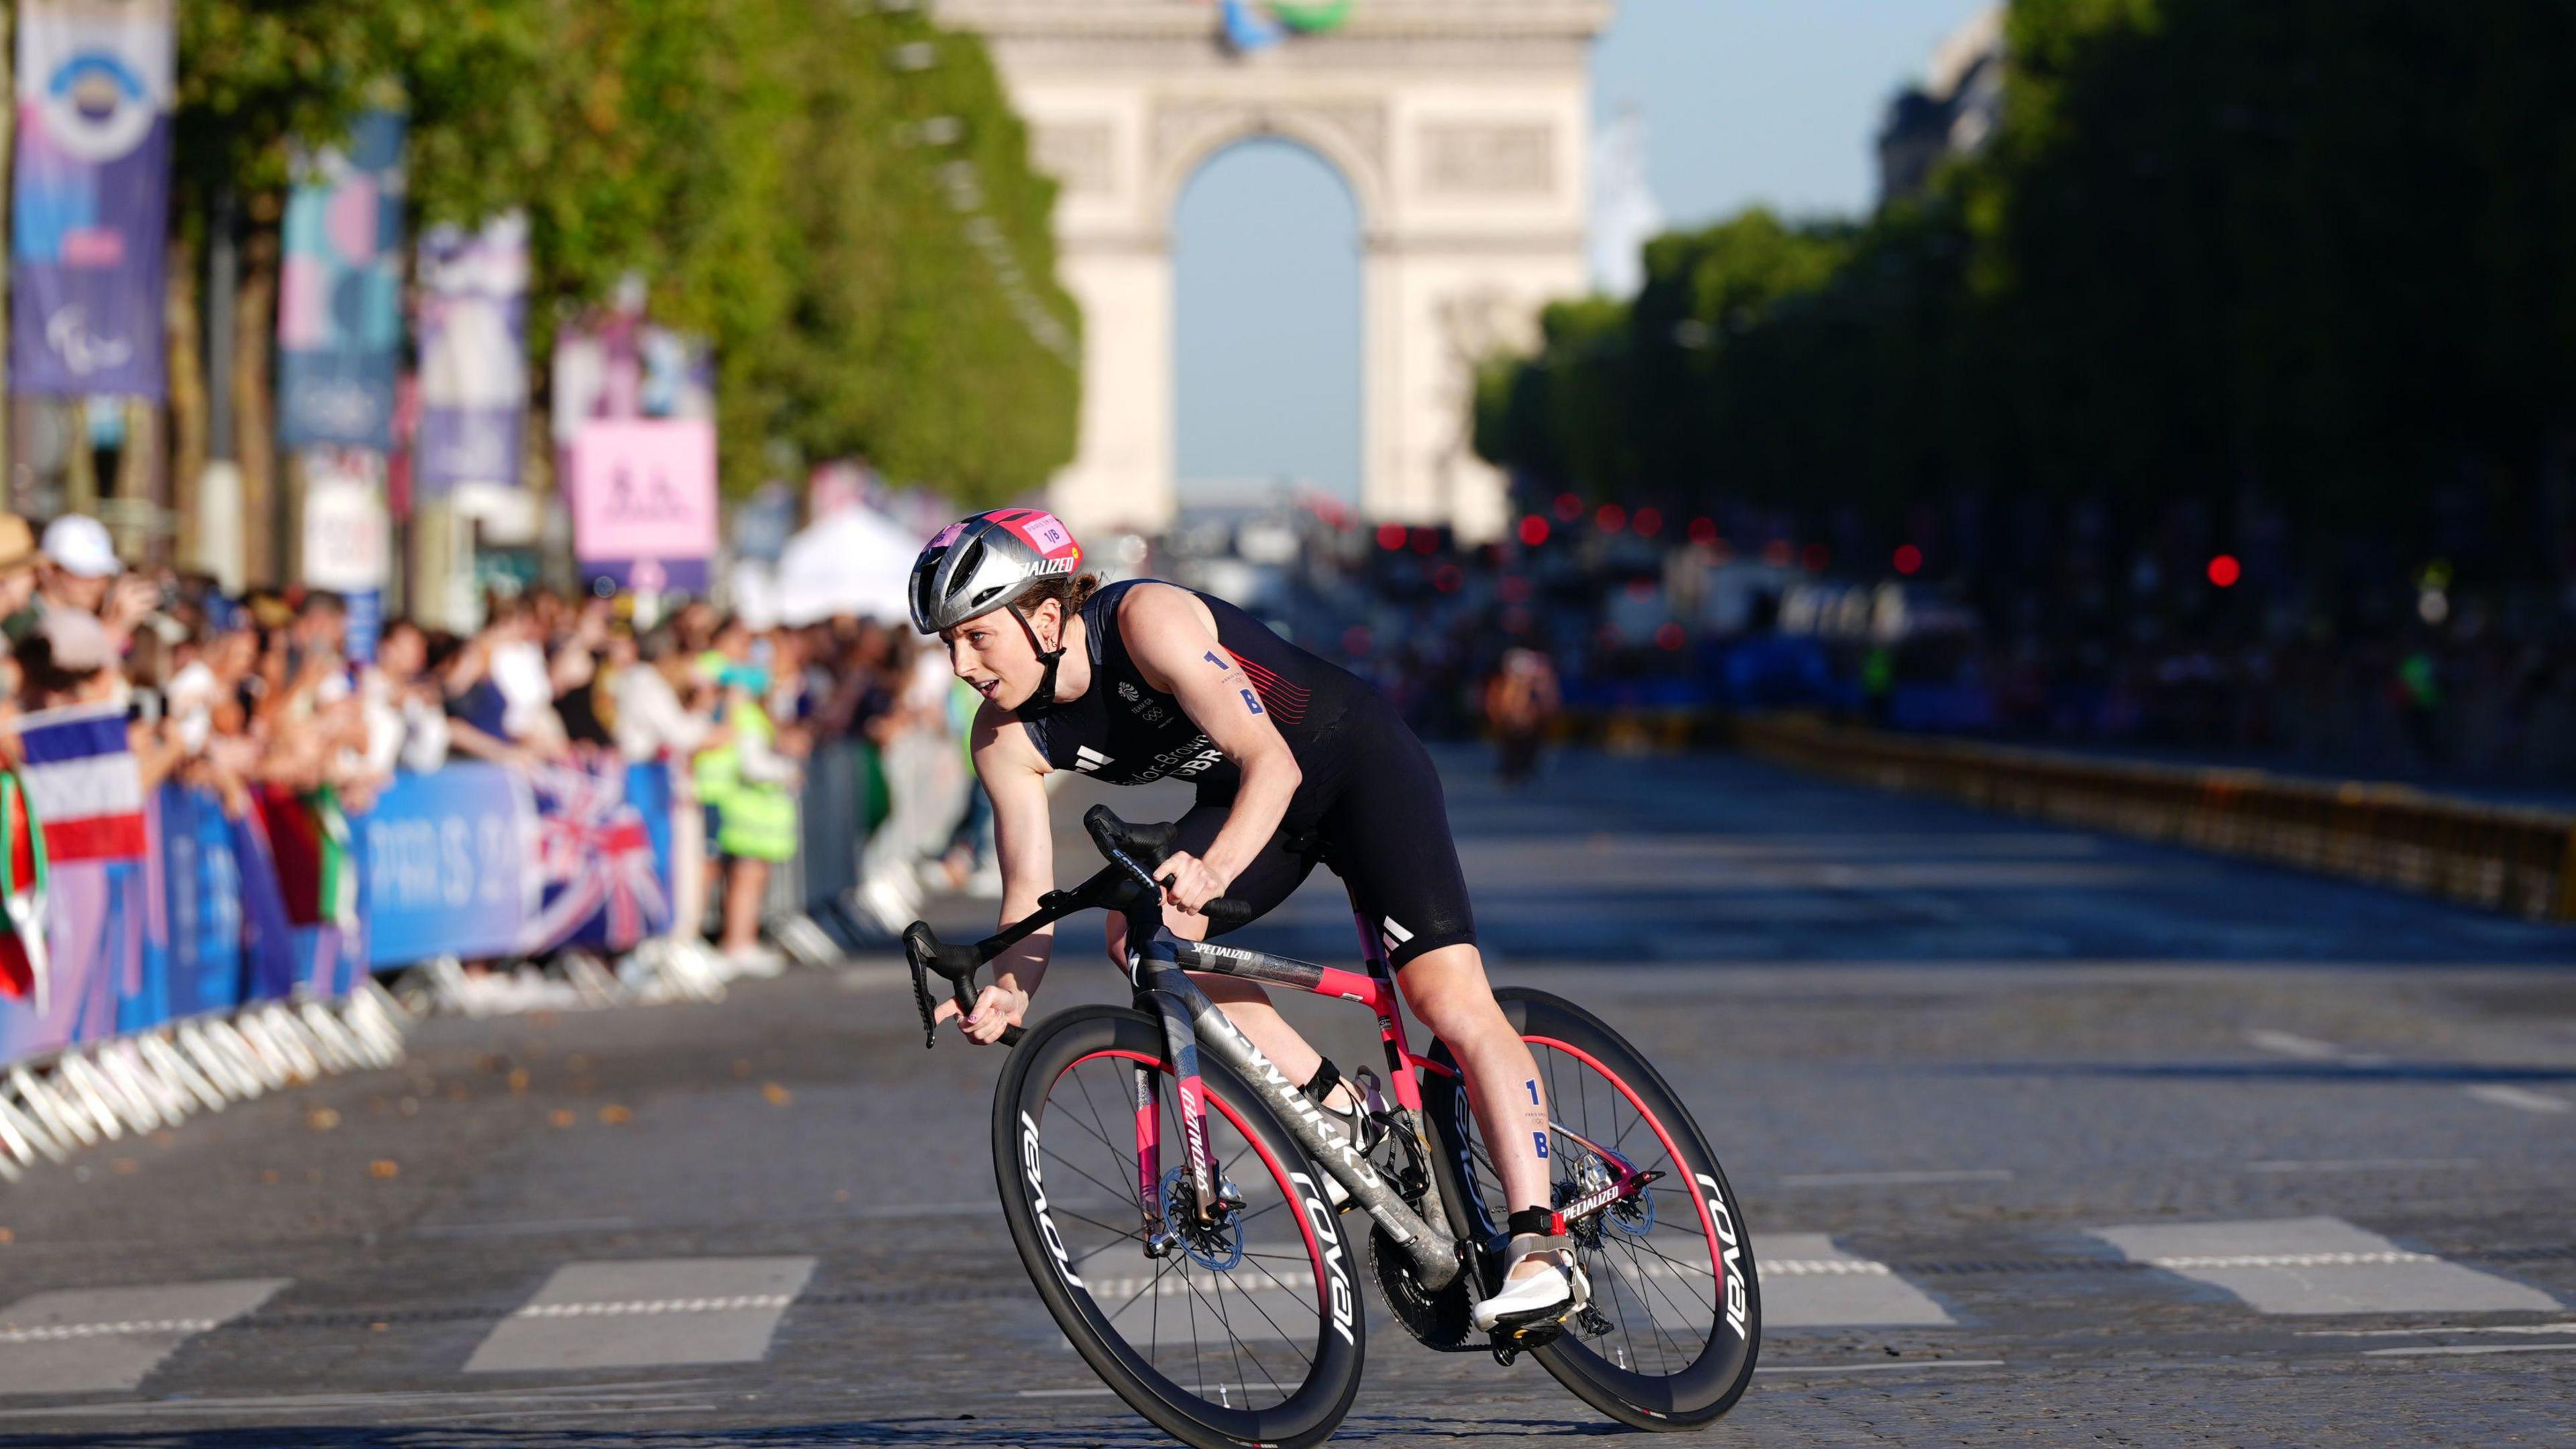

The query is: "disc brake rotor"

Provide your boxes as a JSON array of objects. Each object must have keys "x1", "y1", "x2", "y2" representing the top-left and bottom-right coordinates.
[{"x1": 1158, "y1": 1167, "x2": 1244, "y2": 1271}]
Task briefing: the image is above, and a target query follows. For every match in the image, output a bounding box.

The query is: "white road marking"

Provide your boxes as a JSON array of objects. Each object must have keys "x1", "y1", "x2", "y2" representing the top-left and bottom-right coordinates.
[
  {"x1": 1778, "y1": 1169, "x2": 2014, "y2": 1188},
  {"x1": 2147, "y1": 1251, "x2": 2435, "y2": 1270},
  {"x1": 2302, "y1": 1321, "x2": 2576, "y2": 1338},
  {"x1": 0, "y1": 1279, "x2": 288, "y2": 1395},
  {"x1": 2464, "y1": 1085, "x2": 2571, "y2": 1114},
  {"x1": 2245, "y1": 1159, "x2": 2479, "y2": 1174},
  {"x1": 2094, "y1": 1217, "x2": 2560, "y2": 1316},
  {"x1": 0, "y1": 1318, "x2": 220, "y2": 1344},
  {"x1": 1754, "y1": 1234, "x2": 1954, "y2": 1327},
  {"x1": 2245, "y1": 1028, "x2": 2344, "y2": 1061},
  {"x1": 1756, "y1": 1358, "x2": 2003, "y2": 1375},
  {"x1": 2362, "y1": 1342, "x2": 2576, "y2": 1358},
  {"x1": 508, "y1": 1295, "x2": 797, "y2": 1320},
  {"x1": 0, "y1": 1381, "x2": 724, "y2": 1419},
  {"x1": 465, "y1": 1258, "x2": 816, "y2": 1373},
  {"x1": 1764, "y1": 1259, "x2": 1895, "y2": 1277}
]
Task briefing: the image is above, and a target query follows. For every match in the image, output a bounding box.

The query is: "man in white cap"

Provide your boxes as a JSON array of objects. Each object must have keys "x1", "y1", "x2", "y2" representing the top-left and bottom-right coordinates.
[
  {"x1": 36, "y1": 513, "x2": 155, "y2": 655},
  {"x1": 38, "y1": 514, "x2": 119, "y2": 615}
]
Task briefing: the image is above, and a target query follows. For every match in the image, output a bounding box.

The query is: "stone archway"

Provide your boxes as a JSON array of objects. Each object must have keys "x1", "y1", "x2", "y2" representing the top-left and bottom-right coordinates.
[{"x1": 940, "y1": 1, "x2": 1610, "y2": 542}]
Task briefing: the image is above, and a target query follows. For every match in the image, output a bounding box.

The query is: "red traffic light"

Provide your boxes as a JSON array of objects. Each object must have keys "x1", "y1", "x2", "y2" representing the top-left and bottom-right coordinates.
[
  {"x1": 2207, "y1": 554, "x2": 2241, "y2": 588},
  {"x1": 1893, "y1": 543, "x2": 1923, "y2": 576},
  {"x1": 1517, "y1": 515, "x2": 1550, "y2": 547},
  {"x1": 1375, "y1": 522, "x2": 1407, "y2": 551}
]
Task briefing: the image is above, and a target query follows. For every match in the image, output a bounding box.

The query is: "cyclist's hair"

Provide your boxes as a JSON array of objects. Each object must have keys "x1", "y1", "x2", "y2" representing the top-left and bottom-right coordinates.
[{"x1": 1018, "y1": 572, "x2": 1100, "y2": 621}]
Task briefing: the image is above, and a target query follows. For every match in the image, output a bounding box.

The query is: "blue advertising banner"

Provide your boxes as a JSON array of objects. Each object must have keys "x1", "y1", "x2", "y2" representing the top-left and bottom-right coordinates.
[
  {"x1": 416, "y1": 213, "x2": 529, "y2": 490},
  {"x1": 362, "y1": 763, "x2": 532, "y2": 967},
  {"x1": 278, "y1": 110, "x2": 406, "y2": 449},
  {"x1": 150, "y1": 784, "x2": 245, "y2": 1019},
  {"x1": 8, "y1": 0, "x2": 174, "y2": 398}
]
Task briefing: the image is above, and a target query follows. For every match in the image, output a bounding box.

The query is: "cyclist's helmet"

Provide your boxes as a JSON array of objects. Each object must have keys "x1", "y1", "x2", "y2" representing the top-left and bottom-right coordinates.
[
  {"x1": 908, "y1": 508, "x2": 1086, "y2": 715},
  {"x1": 907, "y1": 508, "x2": 1084, "y2": 635}
]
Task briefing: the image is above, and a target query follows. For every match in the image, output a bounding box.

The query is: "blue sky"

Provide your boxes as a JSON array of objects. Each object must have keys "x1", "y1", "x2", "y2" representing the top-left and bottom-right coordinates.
[{"x1": 1172, "y1": 0, "x2": 1992, "y2": 501}]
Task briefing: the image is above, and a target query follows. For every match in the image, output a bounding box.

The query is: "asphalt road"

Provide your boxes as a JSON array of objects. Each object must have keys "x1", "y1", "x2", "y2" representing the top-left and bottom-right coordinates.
[{"x1": 2, "y1": 744, "x2": 2573, "y2": 1447}]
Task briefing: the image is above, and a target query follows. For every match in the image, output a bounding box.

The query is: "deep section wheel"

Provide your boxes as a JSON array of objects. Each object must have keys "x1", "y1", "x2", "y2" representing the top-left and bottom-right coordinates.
[
  {"x1": 993, "y1": 1006, "x2": 1365, "y2": 1449},
  {"x1": 1423, "y1": 987, "x2": 1759, "y2": 1430}
]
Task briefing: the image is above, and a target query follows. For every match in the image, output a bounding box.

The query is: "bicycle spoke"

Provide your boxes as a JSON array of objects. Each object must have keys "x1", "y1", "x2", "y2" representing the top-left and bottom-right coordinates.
[
  {"x1": 1609, "y1": 1232, "x2": 1709, "y2": 1355},
  {"x1": 1041, "y1": 1147, "x2": 1146, "y2": 1215}
]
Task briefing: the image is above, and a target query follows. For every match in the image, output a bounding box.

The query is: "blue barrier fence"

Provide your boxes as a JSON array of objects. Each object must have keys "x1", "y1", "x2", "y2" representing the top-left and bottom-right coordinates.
[{"x1": 0, "y1": 760, "x2": 676, "y2": 1074}]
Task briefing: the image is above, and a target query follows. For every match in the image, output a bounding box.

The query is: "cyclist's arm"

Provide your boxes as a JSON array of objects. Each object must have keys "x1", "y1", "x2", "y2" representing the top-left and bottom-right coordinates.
[
  {"x1": 1120, "y1": 585, "x2": 1301, "y2": 910},
  {"x1": 951, "y1": 701, "x2": 1053, "y2": 1042}
]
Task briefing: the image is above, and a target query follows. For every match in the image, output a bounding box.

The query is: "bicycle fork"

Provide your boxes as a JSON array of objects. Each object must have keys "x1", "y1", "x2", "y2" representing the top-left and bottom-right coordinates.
[{"x1": 1132, "y1": 941, "x2": 1462, "y2": 1291}]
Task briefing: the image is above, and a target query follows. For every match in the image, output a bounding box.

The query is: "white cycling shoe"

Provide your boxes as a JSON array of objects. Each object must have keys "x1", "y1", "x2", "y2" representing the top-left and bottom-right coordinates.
[{"x1": 1473, "y1": 1228, "x2": 1592, "y2": 1336}]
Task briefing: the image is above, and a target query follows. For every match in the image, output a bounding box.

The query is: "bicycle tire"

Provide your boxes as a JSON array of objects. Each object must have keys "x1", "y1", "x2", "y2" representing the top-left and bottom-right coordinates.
[
  {"x1": 1421, "y1": 987, "x2": 1760, "y2": 1430},
  {"x1": 992, "y1": 1004, "x2": 1366, "y2": 1449}
]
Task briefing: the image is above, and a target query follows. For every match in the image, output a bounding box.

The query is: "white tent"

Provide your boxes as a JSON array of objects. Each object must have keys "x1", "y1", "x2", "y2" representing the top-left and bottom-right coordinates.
[{"x1": 775, "y1": 504, "x2": 918, "y2": 626}]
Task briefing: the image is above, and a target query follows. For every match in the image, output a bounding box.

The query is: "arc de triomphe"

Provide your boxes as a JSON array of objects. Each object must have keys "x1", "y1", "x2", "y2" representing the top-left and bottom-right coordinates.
[{"x1": 938, "y1": 1, "x2": 1611, "y2": 543}]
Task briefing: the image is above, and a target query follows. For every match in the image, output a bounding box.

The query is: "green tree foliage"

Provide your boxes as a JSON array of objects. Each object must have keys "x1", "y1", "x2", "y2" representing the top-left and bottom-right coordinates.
[
  {"x1": 1478, "y1": 0, "x2": 2576, "y2": 585},
  {"x1": 174, "y1": 0, "x2": 1077, "y2": 502}
]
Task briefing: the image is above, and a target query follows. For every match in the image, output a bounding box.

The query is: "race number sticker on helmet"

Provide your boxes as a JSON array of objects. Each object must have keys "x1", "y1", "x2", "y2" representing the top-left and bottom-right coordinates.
[{"x1": 990, "y1": 509, "x2": 1080, "y2": 563}]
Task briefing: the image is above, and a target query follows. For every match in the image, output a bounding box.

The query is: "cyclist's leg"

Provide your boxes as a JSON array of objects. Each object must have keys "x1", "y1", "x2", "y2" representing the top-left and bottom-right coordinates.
[
  {"x1": 1324, "y1": 718, "x2": 1565, "y2": 1291},
  {"x1": 1397, "y1": 945, "x2": 1554, "y2": 1238},
  {"x1": 1102, "y1": 800, "x2": 1333, "y2": 1089}
]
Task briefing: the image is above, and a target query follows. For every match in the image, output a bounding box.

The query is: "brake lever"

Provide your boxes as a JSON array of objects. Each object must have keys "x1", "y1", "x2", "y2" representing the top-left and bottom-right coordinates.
[{"x1": 910, "y1": 951, "x2": 941, "y2": 1050}]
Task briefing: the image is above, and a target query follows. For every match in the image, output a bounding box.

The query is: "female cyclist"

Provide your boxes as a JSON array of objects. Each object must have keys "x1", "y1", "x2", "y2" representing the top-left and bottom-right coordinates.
[{"x1": 912, "y1": 508, "x2": 1588, "y2": 1334}]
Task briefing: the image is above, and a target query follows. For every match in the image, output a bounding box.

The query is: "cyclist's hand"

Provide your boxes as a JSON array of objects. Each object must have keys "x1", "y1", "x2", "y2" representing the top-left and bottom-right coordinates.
[
  {"x1": 935, "y1": 983, "x2": 1028, "y2": 1046},
  {"x1": 1154, "y1": 851, "x2": 1229, "y2": 915}
]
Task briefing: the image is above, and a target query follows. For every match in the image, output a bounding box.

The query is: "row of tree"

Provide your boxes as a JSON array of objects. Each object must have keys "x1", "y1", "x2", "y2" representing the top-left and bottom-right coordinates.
[
  {"x1": 164, "y1": 0, "x2": 1077, "y2": 521},
  {"x1": 1478, "y1": 0, "x2": 2576, "y2": 599}
]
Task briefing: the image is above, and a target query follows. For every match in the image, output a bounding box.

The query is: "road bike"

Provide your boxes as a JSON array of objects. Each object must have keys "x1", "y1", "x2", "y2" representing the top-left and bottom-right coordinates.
[{"x1": 905, "y1": 806, "x2": 1761, "y2": 1448}]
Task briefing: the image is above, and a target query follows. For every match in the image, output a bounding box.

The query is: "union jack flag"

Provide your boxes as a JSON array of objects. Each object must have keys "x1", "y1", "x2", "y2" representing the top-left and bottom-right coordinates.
[{"x1": 521, "y1": 759, "x2": 671, "y2": 955}]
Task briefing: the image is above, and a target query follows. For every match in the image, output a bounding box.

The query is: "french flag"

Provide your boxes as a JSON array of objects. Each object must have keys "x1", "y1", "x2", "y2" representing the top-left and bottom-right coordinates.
[{"x1": 17, "y1": 701, "x2": 148, "y2": 863}]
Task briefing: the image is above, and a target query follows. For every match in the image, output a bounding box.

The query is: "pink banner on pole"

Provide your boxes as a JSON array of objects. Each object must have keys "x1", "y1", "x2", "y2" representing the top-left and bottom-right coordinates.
[{"x1": 569, "y1": 419, "x2": 718, "y2": 590}]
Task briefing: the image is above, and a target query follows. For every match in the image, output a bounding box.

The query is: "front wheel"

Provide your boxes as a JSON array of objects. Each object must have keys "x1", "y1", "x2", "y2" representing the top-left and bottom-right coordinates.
[
  {"x1": 992, "y1": 1005, "x2": 1366, "y2": 1449},
  {"x1": 1423, "y1": 987, "x2": 1760, "y2": 1430}
]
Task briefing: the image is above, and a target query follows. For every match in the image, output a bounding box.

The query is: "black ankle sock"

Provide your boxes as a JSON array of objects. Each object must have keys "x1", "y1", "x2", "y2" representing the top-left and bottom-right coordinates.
[{"x1": 1300, "y1": 1057, "x2": 1342, "y2": 1108}]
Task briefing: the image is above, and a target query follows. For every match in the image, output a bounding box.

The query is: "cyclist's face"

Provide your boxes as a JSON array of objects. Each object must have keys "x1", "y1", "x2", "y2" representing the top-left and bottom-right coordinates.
[{"x1": 944, "y1": 604, "x2": 1050, "y2": 709}]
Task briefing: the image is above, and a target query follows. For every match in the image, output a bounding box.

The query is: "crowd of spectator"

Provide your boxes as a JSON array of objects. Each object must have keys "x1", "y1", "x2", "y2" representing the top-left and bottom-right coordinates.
[{"x1": 0, "y1": 510, "x2": 992, "y2": 1012}]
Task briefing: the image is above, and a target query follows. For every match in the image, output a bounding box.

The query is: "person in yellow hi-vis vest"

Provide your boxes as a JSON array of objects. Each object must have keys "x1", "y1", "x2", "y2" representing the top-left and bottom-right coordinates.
[{"x1": 693, "y1": 623, "x2": 802, "y2": 975}]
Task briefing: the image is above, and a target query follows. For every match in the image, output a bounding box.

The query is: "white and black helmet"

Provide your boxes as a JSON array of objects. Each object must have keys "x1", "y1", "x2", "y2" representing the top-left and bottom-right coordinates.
[{"x1": 906, "y1": 508, "x2": 1085, "y2": 635}]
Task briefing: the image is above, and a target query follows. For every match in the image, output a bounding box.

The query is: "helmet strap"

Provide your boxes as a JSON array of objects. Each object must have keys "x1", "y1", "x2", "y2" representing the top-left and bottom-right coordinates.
[{"x1": 1004, "y1": 604, "x2": 1070, "y2": 718}]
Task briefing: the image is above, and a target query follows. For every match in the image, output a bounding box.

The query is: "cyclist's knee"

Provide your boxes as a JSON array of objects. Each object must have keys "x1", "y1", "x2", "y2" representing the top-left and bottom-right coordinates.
[{"x1": 1398, "y1": 945, "x2": 1505, "y2": 1042}]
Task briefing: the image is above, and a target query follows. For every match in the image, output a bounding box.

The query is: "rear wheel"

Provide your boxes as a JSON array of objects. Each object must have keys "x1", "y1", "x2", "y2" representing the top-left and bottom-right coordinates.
[
  {"x1": 1423, "y1": 988, "x2": 1760, "y2": 1430},
  {"x1": 993, "y1": 1006, "x2": 1365, "y2": 1449}
]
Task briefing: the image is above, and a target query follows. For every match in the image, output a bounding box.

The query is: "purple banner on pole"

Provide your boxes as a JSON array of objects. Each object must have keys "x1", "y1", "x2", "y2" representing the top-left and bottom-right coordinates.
[
  {"x1": 278, "y1": 110, "x2": 407, "y2": 450},
  {"x1": 416, "y1": 213, "x2": 529, "y2": 491},
  {"x1": 8, "y1": 0, "x2": 175, "y2": 398}
]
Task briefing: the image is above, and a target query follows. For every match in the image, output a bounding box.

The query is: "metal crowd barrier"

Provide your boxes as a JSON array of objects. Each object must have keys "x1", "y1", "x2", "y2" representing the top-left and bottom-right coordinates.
[{"x1": 1731, "y1": 714, "x2": 2576, "y2": 922}]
